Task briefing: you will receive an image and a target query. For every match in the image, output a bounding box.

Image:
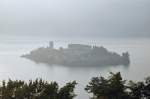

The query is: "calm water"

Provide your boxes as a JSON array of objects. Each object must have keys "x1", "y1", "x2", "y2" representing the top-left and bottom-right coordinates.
[{"x1": 0, "y1": 37, "x2": 150, "y2": 99}]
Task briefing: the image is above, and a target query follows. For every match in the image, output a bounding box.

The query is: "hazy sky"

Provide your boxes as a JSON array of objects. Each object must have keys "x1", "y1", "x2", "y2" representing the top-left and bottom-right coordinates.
[{"x1": 0, "y1": 0, "x2": 150, "y2": 38}]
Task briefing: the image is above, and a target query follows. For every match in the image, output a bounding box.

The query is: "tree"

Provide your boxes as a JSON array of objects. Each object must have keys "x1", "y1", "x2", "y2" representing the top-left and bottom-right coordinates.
[
  {"x1": 128, "y1": 77, "x2": 150, "y2": 99},
  {"x1": 39, "y1": 82, "x2": 58, "y2": 99},
  {"x1": 58, "y1": 81, "x2": 77, "y2": 99},
  {"x1": 85, "y1": 72, "x2": 129, "y2": 99},
  {"x1": 85, "y1": 76, "x2": 109, "y2": 99},
  {"x1": 108, "y1": 72, "x2": 128, "y2": 99},
  {"x1": 0, "y1": 79, "x2": 77, "y2": 99},
  {"x1": 143, "y1": 77, "x2": 150, "y2": 98}
]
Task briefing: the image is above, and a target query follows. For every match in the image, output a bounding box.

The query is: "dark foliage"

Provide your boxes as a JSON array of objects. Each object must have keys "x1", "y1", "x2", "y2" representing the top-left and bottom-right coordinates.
[
  {"x1": 0, "y1": 72, "x2": 149, "y2": 99},
  {"x1": 0, "y1": 79, "x2": 77, "y2": 99},
  {"x1": 85, "y1": 72, "x2": 150, "y2": 99}
]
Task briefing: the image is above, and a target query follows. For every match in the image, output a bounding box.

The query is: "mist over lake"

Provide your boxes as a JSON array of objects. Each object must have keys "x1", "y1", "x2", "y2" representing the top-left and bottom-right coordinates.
[
  {"x1": 0, "y1": 36, "x2": 150, "y2": 99},
  {"x1": 0, "y1": 0, "x2": 150, "y2": 98}
]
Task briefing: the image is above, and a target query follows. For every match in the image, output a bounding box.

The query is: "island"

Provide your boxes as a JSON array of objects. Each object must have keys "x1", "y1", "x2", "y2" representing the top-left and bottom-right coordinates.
[{"x1": 21, "y1": 41, "x2": 130, "y2": 66}]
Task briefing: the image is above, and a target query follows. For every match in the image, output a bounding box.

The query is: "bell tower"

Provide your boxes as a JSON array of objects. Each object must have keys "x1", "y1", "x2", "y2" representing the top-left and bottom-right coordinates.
[{"x1": 49, "y1": 41, "x2": 54, "y2": 49}]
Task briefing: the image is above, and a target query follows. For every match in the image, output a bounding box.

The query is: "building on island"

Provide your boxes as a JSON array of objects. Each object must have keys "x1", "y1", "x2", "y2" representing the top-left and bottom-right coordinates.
[{"x1": 49, "y1": 41, "x2": 54, "y2": 49}]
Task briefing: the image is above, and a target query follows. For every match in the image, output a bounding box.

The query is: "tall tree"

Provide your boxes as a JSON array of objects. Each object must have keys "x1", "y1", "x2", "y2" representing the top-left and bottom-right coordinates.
[{"x1": 85, "y1": 72, "x2": 129, "y2": 99}]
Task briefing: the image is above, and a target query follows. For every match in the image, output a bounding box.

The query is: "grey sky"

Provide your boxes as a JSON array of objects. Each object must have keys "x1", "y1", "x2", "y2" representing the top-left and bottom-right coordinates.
[{"x1": 0, "y1": 0, "x2": 150, "y2": 38}]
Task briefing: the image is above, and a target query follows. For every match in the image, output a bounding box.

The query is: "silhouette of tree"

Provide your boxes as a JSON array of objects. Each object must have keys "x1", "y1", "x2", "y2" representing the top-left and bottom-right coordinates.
[
  {"x1": 0, "y1": 73, "x2": 149, "y2": 99},
  {"x1": 85, "y1": 72, "x2": 129, "y2": 99},
  {"x1": 85, "y1": 76, "x2": 110, "y2": 99},
  {"x1": 128, "y1": 77, "x2": 150, "y2": 99},
  {"x1": 108, "y1": 72, "x2": 128, "y2": 99},
  {"x1": 0, "y1": 79, "x2": 77, "y2": 99},
  {"x1": 58, "y1": 81, "x2": 77, "y2": 99},
  {"x1": 144, "y1": 77, "x2": 150, "y2": 98}
]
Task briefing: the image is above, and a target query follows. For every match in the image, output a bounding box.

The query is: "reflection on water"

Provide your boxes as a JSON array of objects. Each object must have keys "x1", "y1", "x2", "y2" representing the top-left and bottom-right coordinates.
[{"x1": 0, "y1": 37, "x2": 150, "y2": 99}]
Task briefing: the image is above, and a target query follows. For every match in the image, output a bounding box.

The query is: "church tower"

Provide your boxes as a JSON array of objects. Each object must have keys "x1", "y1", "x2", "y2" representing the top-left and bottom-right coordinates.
[{"x1": 49, "y1": 41, "x2": 54, "y2": 49}]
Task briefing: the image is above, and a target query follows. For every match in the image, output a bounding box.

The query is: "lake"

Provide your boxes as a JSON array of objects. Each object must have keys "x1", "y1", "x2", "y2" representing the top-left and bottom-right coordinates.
[{"x1": 0, "y1": 36, "x2": 150, "y2": 99}]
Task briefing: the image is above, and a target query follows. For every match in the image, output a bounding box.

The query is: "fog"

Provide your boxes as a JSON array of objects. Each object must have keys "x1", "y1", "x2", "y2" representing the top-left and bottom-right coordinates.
[{"x1": 0, "y1": 0, "x2": 150, "y2": 38}]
